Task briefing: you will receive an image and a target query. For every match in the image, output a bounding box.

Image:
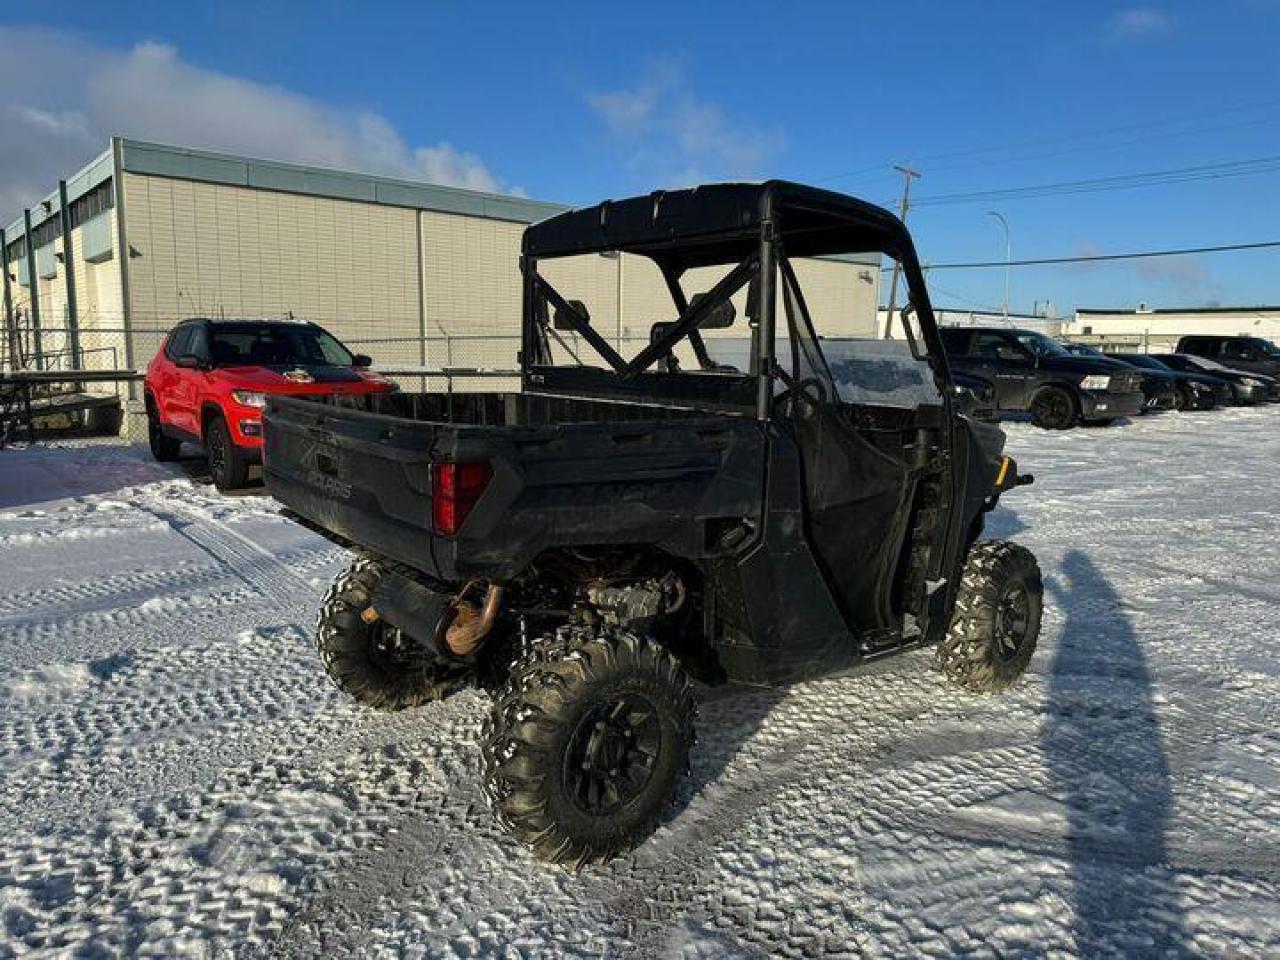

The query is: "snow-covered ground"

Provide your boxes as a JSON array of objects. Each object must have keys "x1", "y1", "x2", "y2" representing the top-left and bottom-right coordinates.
[{"x1": 1, "y1": 410, "x2": 1279, "y2": 958}]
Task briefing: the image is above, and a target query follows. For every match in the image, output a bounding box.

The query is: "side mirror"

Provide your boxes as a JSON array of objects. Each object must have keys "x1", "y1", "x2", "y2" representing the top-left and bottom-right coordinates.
[
  {"x1": 554, "y1": 299, "x2": 590, "y2": 330},
  {"x1": 689, "y1": 292, "x2": 736, "y2": 330},
  {"x1": 175, "y1": 354, "x2": 202, "y2": 370},
  {"x1": 351, "y1": 354, "x2": 373, "y2": 368}
]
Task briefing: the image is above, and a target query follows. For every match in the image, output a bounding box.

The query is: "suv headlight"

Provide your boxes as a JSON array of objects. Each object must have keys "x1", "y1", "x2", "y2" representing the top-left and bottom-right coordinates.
[
  {"x1": 1079, "y1": 375, "x2": 1111, "y2": 391},
  {"x1": 232, "y1": 390, "x2": 267, "y2": 408},
  {"x1": 1242, "y1": 377, "x2": 1265, "y2": 387}
]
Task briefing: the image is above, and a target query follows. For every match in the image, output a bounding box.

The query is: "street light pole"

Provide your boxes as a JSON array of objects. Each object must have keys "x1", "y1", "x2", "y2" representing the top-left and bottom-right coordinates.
[{"x1": 987, "y1": 210, "x2": 1010, "y2": 322}]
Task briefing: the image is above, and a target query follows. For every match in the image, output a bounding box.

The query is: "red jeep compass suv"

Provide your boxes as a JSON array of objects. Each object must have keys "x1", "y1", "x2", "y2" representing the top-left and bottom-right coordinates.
[{"x1": 145, "y1": 318, "x2": 395, "y2": 491}]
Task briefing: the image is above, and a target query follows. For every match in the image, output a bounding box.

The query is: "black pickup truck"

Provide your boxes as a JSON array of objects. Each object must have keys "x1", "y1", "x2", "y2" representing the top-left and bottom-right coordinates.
[
  {"x1": 264, "y1": 181, "x2": 1041, "y2": 868},
  {"x1": 1177, "y1": 335, "x2": 1280, "y2": 381},
  {"x1": 940, "y1": 326, "x2": 1145, "y2": 428}
]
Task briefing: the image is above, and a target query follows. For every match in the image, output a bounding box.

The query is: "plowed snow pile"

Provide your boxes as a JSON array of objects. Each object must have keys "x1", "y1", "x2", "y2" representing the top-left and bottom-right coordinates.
[{"x1": 1, "y1": 412, "x2": 1278, "y2": 958}]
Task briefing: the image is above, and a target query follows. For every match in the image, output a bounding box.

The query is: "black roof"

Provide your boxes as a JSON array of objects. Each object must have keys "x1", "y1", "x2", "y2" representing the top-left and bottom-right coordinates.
[
  {"x1": 175, "y1": 317, "x2": 319, "y2": 327},
  {"x1": 522, "y1": 180, "x2": 908, "y2": 271}
]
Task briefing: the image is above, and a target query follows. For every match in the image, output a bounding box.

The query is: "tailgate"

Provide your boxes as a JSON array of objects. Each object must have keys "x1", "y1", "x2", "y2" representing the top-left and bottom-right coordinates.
[{"x1": 263, "y1": 395, "x2": 441, "y2": 573}]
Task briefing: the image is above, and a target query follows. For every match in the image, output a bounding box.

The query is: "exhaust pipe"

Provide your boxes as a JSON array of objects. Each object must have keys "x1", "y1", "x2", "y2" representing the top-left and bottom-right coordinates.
[{"x1": 443, "y1": 583, "x2": 504, "y2": 657}]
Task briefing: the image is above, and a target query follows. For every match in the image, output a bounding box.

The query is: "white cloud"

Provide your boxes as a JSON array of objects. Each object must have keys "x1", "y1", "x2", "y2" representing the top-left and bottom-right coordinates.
[
  {"x1": 587, "y1": 63, "x2": 783, "y2": 186},
  {"x1": 0, "y1": 27, "x2": 511, "y2": 224},
  {"x1": 1107, "y1": 7, "x2": 1175, "y2": 40}
]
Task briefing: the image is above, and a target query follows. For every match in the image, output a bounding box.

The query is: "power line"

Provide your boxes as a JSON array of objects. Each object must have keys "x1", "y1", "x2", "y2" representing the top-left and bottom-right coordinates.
[
  {"x1": 814, "y1": 96, "x2": 1280, "y2": 186},
  {"x1": 911, "y1": 155, "x2": 1280, "y2": 207},
  {"x1": 920, "y1": 239, "x2": 1280, "y2": 270}
]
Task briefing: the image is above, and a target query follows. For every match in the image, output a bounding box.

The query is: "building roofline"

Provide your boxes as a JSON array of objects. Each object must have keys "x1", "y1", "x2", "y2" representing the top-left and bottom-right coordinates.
[
  {"x1": 1076, "y1": 305, "x2": 1280, "y2": 316},
  {"x1": 115, "y1": 137, "x2": 571, "y2": 225}
]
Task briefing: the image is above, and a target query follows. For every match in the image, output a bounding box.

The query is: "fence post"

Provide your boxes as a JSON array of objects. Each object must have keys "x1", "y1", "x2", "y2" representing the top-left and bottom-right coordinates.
[
  {"x1": 23, "y1": 209, "x2": 43, "y2": 371},
  {"x1": 1, "y1": 227, "x2": 15, "y2": 370}
]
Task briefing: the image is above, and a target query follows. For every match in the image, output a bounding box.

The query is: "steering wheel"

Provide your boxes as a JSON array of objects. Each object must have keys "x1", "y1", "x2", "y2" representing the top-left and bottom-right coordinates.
[{"x1": 774, "y1": 376, "x2": 829, "y2": 417}]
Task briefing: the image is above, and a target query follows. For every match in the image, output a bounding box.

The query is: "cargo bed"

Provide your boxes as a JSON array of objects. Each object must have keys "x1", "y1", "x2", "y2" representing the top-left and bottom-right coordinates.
[{"x1": 263, "y1": 391, "x2": 764, "y2": 583}]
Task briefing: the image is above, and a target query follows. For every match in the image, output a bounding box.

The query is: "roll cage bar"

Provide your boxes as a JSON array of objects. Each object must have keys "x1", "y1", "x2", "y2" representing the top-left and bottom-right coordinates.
[{"x1": 520, "y1": 180, "x2": 951, "y2": 419}]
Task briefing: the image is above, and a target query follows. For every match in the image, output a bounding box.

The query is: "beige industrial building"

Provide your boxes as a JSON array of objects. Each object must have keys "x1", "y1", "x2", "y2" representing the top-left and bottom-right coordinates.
[
  {"x1": 1062, "y1": 305, "x2": 1280, "y2": 349},
  {"x1": 879, "y1": 307, "x2": 1063, "y2": 338},
  {"x1": 3, "y1": 138, "x2": 881, "y2": 435}
]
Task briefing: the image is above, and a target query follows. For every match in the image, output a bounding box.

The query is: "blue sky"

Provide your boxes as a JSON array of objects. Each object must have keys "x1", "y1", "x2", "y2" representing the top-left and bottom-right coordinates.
[{"x1": 2, "y1": 1, "x2": 1278, "y2": 314}]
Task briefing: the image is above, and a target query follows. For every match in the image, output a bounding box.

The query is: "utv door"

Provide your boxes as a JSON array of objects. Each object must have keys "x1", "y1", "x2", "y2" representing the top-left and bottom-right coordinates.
[{"x1": 778, "y1": 261, "x2": 949, "y2": 642}]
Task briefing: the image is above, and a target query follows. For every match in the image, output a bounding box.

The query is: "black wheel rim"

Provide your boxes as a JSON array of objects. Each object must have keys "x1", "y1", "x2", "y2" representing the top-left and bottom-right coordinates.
[
  {"x1": 995, "y1": 585, "x2": 1030, "y2": 662},
  {"x1": 564, "y1": 694, "x2": 661, "y2": 815},
  {"x1": 208, "y1": 427, "x2": 226, "y2": 481},
  {"x1": 1037, "y1": 392, "x2": 1071, "y2": 426}
]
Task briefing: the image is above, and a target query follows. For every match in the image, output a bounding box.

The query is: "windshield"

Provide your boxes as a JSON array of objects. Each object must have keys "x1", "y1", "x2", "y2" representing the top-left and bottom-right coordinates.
[
  {"x1": 1120, "y1": 355, "x2": 1168, "y2": 371},
  {"x1": 1015, "y1": 332, "x2": 1070, "y2": 358},
  {"x1": 1183, "y1": 355, "x2": 1229, "y2": 372},
  {"x1": 209, "y1": 323, "x2": 353, "y2": 367},
  {"x1": 1066, "y1": 343, "x2": 1106, "y2": 358},
  {"x1": 1248, "y1": 337, "x2": 1280, "y2": 357}
]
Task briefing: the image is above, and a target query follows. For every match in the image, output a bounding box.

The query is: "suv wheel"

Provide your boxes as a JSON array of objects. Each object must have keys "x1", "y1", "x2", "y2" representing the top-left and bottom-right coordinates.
[
  {"x1": 146, "y1": 402, "x2": 181, "y2": 461},
  {"x1": 937, "y1": 540, "x2": 1042, "y2": 693},
  {"x1": 206, "y1": 414, "x2": 250, "y2": 491},
  {"x1": 315, "y1": 558, "x2": 473, "y2": 710},
  {"x1": 1030, "y1": 386, "x2": 1077, "y2": 430},
  {"x1": 482, "y1": 624, "x2": 696, "y2": 869}
]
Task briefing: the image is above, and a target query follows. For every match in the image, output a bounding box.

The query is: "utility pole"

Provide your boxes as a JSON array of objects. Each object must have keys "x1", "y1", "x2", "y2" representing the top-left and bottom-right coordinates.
[{"x1": 882, "y1": 164, "x2": 920, "y2": 339}]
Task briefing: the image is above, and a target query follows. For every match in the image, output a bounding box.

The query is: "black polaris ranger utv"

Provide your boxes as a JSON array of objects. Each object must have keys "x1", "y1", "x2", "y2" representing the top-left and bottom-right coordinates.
[{"x1": 264, "y1": 181, "x2": 1041, "y2": 868}]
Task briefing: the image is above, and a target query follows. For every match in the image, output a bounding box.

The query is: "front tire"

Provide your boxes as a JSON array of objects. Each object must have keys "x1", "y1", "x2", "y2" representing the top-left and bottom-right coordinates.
[
  {"x1": 315, "y1": 558, "x2": 472, "y2": 710},
  {"x1": 482, "y1": 624, "x2": 696, "y2": 869},
  {"x1": 1030, "y1": 386, "x2": 1078, "y2": 430},
  {"x1": 937, "y1": 540, "x2": 1042, "y2": 693},
  {"x1": 205, "y1": 414, "x2": 250, "y2": 491}
]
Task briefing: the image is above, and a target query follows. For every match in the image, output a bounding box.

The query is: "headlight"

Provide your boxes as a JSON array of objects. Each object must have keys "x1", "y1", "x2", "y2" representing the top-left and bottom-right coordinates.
[
  {"x1": 232, "y1": 390, "x2": 267, "y2": 408},
  {"x1": 1079, "y1": 375, "x2": 1111, "y2": 391},
  {"x1": 1242, "y1": 378, "x2": 1265, "y2": 387}
]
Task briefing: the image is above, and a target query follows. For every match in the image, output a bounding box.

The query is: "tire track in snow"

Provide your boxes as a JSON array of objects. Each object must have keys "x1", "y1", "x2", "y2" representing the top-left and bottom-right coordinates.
[
  {"x1": 0, "y1": 543, "x2": 340, "y2": 626},
  {"x1": 142, "y1": 504, "x2": 314, "y2": 606}
]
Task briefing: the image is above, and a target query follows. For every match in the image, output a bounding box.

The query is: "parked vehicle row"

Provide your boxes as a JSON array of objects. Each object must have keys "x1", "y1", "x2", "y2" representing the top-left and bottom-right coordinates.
[{"x1": 938, "y1": 326, "x2": 1280, "y2": 429}]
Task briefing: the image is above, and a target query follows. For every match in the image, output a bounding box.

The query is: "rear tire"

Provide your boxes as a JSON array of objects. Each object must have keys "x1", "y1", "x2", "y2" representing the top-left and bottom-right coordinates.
[
  {"x1": 146, "y1": 401, "x2": 181, "y2": 461},
  {"x1": 482, "y1": 624, "x2": 696, "y2": 869},
  {"x1": 205, "y1": 414, "x2": 250, "y2": 492},
  {"x1": 937, "y1": 540, "x2": 1042, "y2": 693},
  {"x1": 1030, "y1": 386, "x2": 1077, "y2": 430},
  {"x1": 315, "y1": 558, "x2": 472, "y2": 710},
  {"x1": 1174, "y1": 385, "x2": 1191, "y2": 411}
]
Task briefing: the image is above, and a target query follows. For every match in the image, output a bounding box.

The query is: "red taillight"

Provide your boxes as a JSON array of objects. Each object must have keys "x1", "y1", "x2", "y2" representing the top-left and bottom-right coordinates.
[{"x1": 431, "y1": 460, "x2": 493, "y2": 535}]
